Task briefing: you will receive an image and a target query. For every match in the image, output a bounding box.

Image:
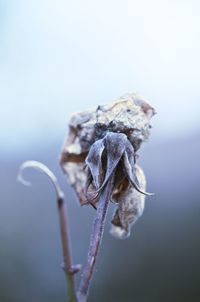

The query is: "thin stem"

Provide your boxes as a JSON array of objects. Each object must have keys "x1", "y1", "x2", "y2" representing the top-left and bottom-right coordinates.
[
  {"x1": 57, "y1": 195, "x2": 78, "y2": 302},
  {"x1": 17, "y1": 161, "x2": 79, "y2": 302},
  {"x1": 78, "y1": 173, "x2": 115, "y2": 302}
]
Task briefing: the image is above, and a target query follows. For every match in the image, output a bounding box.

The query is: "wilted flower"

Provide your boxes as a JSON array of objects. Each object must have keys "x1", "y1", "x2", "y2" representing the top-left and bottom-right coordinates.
[{"x1": 60, "y1": 93, "x2": 155, "y2": 238}]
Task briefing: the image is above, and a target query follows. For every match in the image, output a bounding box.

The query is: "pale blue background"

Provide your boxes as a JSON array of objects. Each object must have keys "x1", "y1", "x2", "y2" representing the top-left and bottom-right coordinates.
[
  {"x1": 0, "y1": 1, "x2": 200, "y2": 302},
  {"x1": 1, "y1": 0, "x2": 200, "y2": 153}
]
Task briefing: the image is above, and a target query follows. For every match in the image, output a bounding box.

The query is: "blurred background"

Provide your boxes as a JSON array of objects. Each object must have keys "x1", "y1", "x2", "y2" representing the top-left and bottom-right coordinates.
[{"x1": 0, "y1": 0, "x2": 200, "y2": 301}]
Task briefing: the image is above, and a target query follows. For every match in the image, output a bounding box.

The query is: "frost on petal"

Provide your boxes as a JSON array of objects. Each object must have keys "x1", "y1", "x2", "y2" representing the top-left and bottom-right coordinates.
[
  {"x1": 85, "y1": 132, "x2": 128, "y2": 204},
  {"x1": 110, "y1": 165, "x2": 146, "y2": 239}
]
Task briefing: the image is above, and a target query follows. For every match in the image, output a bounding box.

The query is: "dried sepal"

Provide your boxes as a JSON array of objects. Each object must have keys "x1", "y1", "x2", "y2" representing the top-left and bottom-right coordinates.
[
  {"x1": 123, "y1": 149, "x2": 153, "y2": 196},
  {"x1": 97, "y1": 132, "x2": 127, "y2": 191},
  {"x1": 85, "y1": 139, "x2": 105, "y2": 189},
  {"x1": 84, "y1": 132, "x2": 151, "y2": 204},
  {"x1": 84, "y1": 132, "x2": 128, "y2": 205}
]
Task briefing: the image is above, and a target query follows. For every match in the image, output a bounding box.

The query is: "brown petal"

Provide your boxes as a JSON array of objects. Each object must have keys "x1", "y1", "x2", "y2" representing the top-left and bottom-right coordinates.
[{"x1": 110, "y1": 165, "x2": 147, "y2": 239}]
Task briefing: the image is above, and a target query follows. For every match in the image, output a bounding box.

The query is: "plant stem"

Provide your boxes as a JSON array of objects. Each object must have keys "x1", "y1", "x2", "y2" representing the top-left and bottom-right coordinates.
[
  {"x1": 57, "y1": 196, "x2": 78, "y2": 302},
  {"x1": 78, "y1": 174, "x2": 115, "y2": 302},
  {"x1": 17, "y1": 161, "x2": 79, "y2": 302}
]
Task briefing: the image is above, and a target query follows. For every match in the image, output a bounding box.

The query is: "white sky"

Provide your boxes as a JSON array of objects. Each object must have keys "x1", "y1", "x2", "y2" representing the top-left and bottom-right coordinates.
[{"x1": 0, "y1": 0, "x2": 200, "y2": 152}]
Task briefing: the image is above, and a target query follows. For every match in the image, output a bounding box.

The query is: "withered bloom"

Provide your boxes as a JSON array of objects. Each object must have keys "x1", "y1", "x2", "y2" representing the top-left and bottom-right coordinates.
[{"x1": 60, "y1": 93, "x2": 155, "y2": 238}]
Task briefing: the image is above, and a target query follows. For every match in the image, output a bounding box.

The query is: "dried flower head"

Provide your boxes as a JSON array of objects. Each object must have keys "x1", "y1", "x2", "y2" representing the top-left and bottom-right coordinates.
[{"x1": 60, "y1": 93, "x2": 155, "y2": 238}]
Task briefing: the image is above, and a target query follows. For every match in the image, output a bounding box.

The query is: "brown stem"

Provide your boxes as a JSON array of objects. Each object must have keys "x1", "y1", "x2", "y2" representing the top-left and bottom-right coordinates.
[
  {"x1": 57, "y1": 195, "x2": 79, "y2": 302},
  {"x1": 17, "y1": 161, "x2": 79, "y2": 302},
  {"x1": 78, "y1": 173, "x2": 115, "y2": 302}
]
